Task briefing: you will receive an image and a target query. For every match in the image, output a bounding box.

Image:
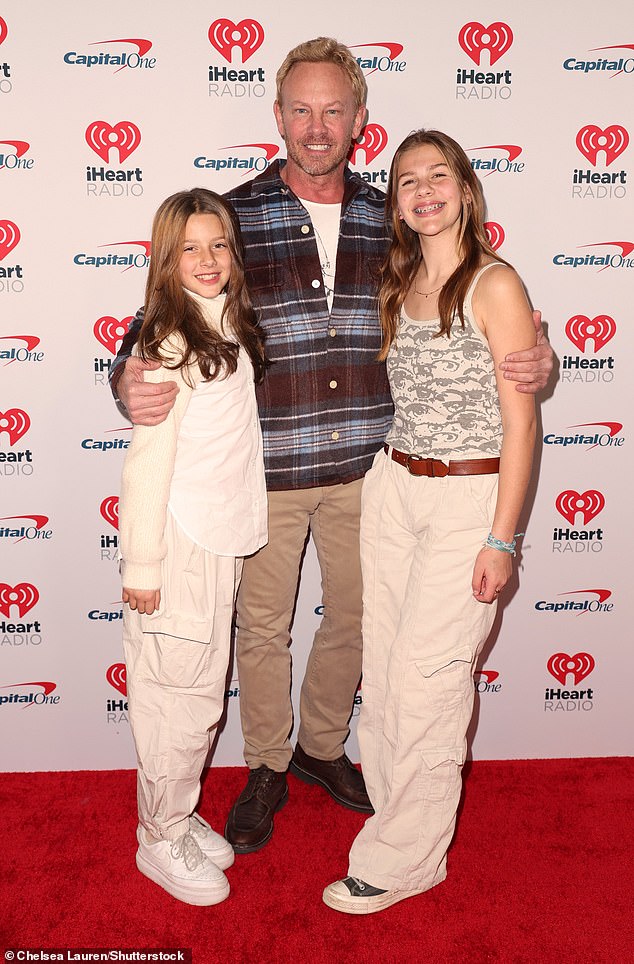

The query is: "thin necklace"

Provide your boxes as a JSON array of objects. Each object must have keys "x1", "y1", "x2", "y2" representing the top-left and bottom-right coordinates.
[{"x1": 414, "y1": 282, "x2": 443, "y2": 298}]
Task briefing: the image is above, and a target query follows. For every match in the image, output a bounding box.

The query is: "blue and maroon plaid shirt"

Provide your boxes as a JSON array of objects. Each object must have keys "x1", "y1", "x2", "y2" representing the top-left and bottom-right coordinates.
[{"x1": 112, "y1": 160, "x2": 394, "y2": 491}]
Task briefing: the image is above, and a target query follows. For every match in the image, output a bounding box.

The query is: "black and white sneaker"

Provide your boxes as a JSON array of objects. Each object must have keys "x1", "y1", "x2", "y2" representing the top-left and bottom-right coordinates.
[{"x1": 323, "y1": 875, "x2": 423, "y2": 915}]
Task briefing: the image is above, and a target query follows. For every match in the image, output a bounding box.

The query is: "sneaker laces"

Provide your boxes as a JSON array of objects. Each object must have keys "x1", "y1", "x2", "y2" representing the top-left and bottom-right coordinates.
[
  {"x1": 171, "y1": 831, "x2": 205, "y2": 871},
  {"x1": 350, "y1": 876, "x2": 367, "y2": 891}
]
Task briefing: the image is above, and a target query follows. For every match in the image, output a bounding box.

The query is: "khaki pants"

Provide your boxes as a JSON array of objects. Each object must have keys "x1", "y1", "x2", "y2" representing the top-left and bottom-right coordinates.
[
  {"x1": 123, "y1": 511, "x2": 242, "y2": 841},
  {"x1": 235, "y1": 481, "x2": 364, "y2": 771},
  {"x1": 348, "y1": 450, "x2": 498, "y2": 891}
]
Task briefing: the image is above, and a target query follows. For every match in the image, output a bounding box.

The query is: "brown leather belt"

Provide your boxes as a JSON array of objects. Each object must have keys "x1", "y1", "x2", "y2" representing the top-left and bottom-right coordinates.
[{"x1": 384, "y1": 444, "x2": 500, "y2": 478}]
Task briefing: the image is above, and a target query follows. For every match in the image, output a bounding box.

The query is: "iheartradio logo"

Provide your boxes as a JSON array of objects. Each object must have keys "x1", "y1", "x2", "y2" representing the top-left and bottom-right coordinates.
[
  {"x1": 576, "y1": 125, "x2": 629, "y2": 166},
  {"x1": 100, "y1": 496, "x2": 119, "y2": 530},
  {"x1": 0, "y1": 220, "x2": 20, "y2": 260},
  {"x1": 85, "y1": 121, "x2": 141, "y2": 164},
  {"x1": 555, "y1": 490, "x2": 605, "y2": 526},
  {"x1": 0, "y1": 583, "x2": 39, "y2": 618},
  {"x1": 484, "y1": 222, "x2": 505, "y2": 251},
  {"x1": 94, "y1": 316, "x2": 133, "y2": 355},
  {"x1": 565, "y1": 315, "x2": 616, "y2": 352},
  {"x1": 547, "y1": 653, "x2": 595, "y2": 686},
  {"x1": 0, "y1": 408, "x2": 30, "y2": 445},
  {"x1": 208, "y1": 18, "x2": 264, "y2": 63},
  {"x1": 349, "y1": 124, "x2": 388, "y2": 165},
  {"x1": 106, "y1": 662, "x2": 127, "y2": 696},
  {"x1": 459, "y1": 22, "x2": 513, "y2": 66},
  {"x1": 0, "y1": 17, "x2": 7, "y2": 45}
]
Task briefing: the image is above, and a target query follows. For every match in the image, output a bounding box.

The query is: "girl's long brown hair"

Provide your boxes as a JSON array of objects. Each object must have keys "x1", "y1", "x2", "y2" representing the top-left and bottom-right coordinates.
[
  {"x1": 378, "y1": 129, "x2": 510, "y2": 359},
  {"x1": 138, "y1": 188, "x2": 266, "y2": 383}
]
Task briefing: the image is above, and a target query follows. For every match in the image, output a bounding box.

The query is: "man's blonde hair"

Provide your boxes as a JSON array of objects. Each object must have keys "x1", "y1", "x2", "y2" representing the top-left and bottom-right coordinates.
[{"x1": 275, "y1": 37, "x2": 367, "y2": 110}]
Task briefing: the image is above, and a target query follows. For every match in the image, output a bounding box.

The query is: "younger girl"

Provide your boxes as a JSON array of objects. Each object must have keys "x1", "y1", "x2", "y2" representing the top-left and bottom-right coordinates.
[
  {"x1": 119, "y1": 188, "x2": 267, "y2": 906},
  {"x1": 323, "y1": 131, "x2": 537, "y2": 914}
]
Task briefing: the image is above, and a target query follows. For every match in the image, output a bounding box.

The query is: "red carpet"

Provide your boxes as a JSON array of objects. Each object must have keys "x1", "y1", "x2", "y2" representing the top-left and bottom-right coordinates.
[{"x1": 1, "y1": 759, "x2": 632, "y2": 963}]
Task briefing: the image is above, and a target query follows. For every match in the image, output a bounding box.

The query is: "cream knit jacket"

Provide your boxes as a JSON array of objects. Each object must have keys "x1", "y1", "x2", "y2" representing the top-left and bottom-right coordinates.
[{"x1": 119, "y1": 294, "x2": 226, "y2": 591}]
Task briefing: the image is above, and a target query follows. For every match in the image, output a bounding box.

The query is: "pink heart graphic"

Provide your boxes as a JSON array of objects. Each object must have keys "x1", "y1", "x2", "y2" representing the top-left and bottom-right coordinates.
[
  {"x1": 0, "y1": 583, "x2": 39, "y2": 618},
  {"x1": 100, "y1": 496, "x2": 119, "y2": 530},
  {"x1": 93, "y1": 316, "x2": 134, "y2": 355},
  {"x1": 208, "y1": 18, "x2": 264, "y2": 63},
  {"x1": 576, "y1": 125, "x2": 629, "y2": 167},
  {"x1": 106, "y1": 663, "x2": 127, "y2": 697},
  {"x1": 0, "y1": 221, "x2": 20, "y2": 260},
  {"x1": 0, "y1": 408, "x2": 30, "y2": 445},
  {"x1": 547, "y1": 653, "x2": 595, "y2": 686},
  {"x1": 459, "y1": 21, "x2": 513, "y2": 66},
  {"x1": 555, "y1": 490, "x2": 605, "y2": 526},
  {"x1": 85, "y1": 121, "x2": 141, "y2": 163},
  {"x1": 565, "y1": 315, "x2": 616, "y2": 353}
]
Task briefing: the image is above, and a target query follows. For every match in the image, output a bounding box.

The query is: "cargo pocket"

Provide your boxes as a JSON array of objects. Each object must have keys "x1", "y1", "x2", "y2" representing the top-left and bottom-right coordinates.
[{"x1": 414, "y1": 649, "x2": 474, "y2": 768}]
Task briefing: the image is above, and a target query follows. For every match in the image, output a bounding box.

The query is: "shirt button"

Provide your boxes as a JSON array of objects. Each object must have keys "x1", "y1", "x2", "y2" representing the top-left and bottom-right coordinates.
[
  {"x1": 311, "y1": 279, "x2": 320, "y2": 288},
  {"x1": 329, "y1": 328, "x2": 337, "y2": 337},
  {"x1": 301, "y1": 224, "x2": 310, "y2": 234},
  {"x1": 329, "y1": 380, "x2": 337, "y2": 389},
  {"x1": 331, "y1": 431, "x2": 340, "y2": 440}
]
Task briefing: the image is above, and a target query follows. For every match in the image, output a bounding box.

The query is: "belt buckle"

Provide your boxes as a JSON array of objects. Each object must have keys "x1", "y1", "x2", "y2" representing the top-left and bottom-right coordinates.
[{"x1": 405, "y1": 454, "x2": 425, "y2": 475}]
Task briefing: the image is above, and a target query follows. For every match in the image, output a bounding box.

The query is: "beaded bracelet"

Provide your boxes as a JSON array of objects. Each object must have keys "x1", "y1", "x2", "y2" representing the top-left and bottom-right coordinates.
[{"x1": 485, "y1": 532, "x2": 523, "y2": 556}]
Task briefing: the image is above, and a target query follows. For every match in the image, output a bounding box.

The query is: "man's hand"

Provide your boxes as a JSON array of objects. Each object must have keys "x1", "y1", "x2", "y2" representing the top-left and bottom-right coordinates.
[
  {"x1": 499, "y1": 309, "x2": 554, "y2": 394},
  {"x1": 118, "y1": 356, "x2": 178, "y2": 425},
  {"x1": 123, "y1": 587, "x2": 161, "y2": 615}
]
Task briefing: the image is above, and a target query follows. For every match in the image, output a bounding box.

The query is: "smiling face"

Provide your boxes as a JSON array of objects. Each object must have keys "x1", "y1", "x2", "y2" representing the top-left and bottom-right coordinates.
[
  {"x1": 395, "y1": 143, "x2": 470, "y2": 245},
  {"x1": 178, "y1": 213, "x2": 233, "y2": 299},
  {"x1": 274, "y1": 61, "x2": 366, "y2": 191}
]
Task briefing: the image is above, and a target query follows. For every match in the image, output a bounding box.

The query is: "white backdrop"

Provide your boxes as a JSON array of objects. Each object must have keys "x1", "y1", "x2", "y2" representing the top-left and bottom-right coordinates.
[{"x1": 1, "y1": 1, "x2": 631, "y2": 771}]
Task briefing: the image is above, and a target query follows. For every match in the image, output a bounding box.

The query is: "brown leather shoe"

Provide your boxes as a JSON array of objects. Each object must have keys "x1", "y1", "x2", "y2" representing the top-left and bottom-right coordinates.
[
  {"x1": 290, "y1": 744, "x2": 374, "y2": 813},
  {"x1": 224, "y1": 766, "x2": 288, "y2": 853}
]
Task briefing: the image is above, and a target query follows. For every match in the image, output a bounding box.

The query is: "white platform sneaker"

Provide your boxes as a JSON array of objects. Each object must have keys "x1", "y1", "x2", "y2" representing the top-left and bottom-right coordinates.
[
  {"x1": 188, "y1": 812, "x2": 235, "y2": 870},
  {"x1": 136, "y1": 825, "x2": 230, "y2": 906}
]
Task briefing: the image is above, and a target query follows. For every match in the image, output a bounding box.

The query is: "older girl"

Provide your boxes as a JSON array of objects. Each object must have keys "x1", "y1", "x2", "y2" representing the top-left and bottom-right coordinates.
[{"x1": 324, "y1": 130, "x2": 536, "y2": 914}]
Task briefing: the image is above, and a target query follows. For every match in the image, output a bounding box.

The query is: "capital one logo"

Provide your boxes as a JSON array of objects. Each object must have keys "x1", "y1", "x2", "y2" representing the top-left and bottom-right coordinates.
[
  {"x1": 547, "y1": 652, "x2": 595, "y2": 686},
  {"x1": 0, "y1": 583, "x2": 39, "y2": 618},
  {"x1": 576, "y1": 125, "x2": 629, "y2": 166},
  {"x1": 459, "y1": 22, "x2": 513, "y2": 66},
  {"x1": 85, "y1": 121, "x2": 141, "y2": 163},
  {"x1": 565, "y1": 314, "x2": 616, "y2": 352},
  {"x1": 0, "y1": 408, "x2": 30, "y2": 445},
  {"x1": 349, "y1": 124, "x2": 388, "y2": 165},
  {"x1": 484, "y1": 222, "x2": 505, "y2": 250},
  {"x1": 0, "y1": 220, "x2": 20, "y2": 260},
  {"x1": 94, "y1": 316, "x2": 133, "y2": 355},
  {"x1": 208, "y1": 19, "x2": 264, "y2": 63},
  {"x1": 0, "y1": 141, "x2": 30, "y2": 168},
  {"x1": 555, "y1": 489, "x2": 605, "y2": 525},
  {"x1": 106, "y1": 663, "x2": 127, "y2": 696},
  {"x1": 100, "y1": 496, "x2": 119, "y2": 530}
]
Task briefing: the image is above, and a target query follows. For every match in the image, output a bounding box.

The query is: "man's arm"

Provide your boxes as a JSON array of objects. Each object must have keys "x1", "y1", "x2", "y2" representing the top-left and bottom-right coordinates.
[
  {"x1": 109, "y1": 307, "x2": 178, "y2": 424},
  {"x1": 498, "y1": 309, "x2": 554, "y2": 394}
]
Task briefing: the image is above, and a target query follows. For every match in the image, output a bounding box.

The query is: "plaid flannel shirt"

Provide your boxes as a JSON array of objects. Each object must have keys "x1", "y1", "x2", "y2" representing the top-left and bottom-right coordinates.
[
  {"x1": 112, "y1": 160, "x2": 393, "y2": 490},
  {"x1": 226, "y1": 161, "x2": 393, "y2": 490}
]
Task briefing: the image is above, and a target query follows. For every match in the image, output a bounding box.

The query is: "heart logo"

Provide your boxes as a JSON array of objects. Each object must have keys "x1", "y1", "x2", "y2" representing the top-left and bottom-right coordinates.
[
  {"x1": 0, "y1": 408, "x2": 30, "y2": 445},
  {"x1": 0, "y1": 583, "x2": 39, "y2": 618},
  {"x1": 555, "y1": 490, "x2": 605, "y2": 526},
  {"x1": 94, "y1": 316, "x2": 134, "y2": 356},
  {"x1": 565, "y1": 315, "x2": 616, "y2": 353},
  {"x1": 106, "y1": 663, "x2": 127, "y2": 697},
  {"x1": 547, "y1": 653, "x2": 595, "y2": 686},
  {"x1": 576, "y1": 125, "x2": 629, "y2": 167},
  {"x1": 458, "y1": 21, "x2": 513, "y2": 66},
  {"x1": 208, "y1": 18, "x2": 264, "y2": 63},
  {"x1": 100, "y1": 496, "x2": 119, "y2": 530},
  {"x1": 0, "y1": 17, "x2": 7, "y2": 45},
  {"x1": 0, "y1": 221, "x2": 20, "y2": 261},
  {"x1": 484, "y1": 221, "x2": 505, "y2": 251},
  {"x1": 349, "y1": 124, "x2": 388, "y2": 165},
  {"x1": 85, "y1": 121, "x2": 142, "y2": 164}
]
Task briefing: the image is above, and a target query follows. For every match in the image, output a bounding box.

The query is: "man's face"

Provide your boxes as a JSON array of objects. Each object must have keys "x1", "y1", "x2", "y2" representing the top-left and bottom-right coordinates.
[{"x1": 274, "y1": 61, "x2": 366, "y2": 180}]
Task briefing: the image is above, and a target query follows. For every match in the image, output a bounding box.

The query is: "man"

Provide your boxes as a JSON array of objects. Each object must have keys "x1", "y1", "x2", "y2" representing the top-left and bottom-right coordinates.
[{"x1": 111, "y1": 38, "x2": 552, "y2": 855}]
